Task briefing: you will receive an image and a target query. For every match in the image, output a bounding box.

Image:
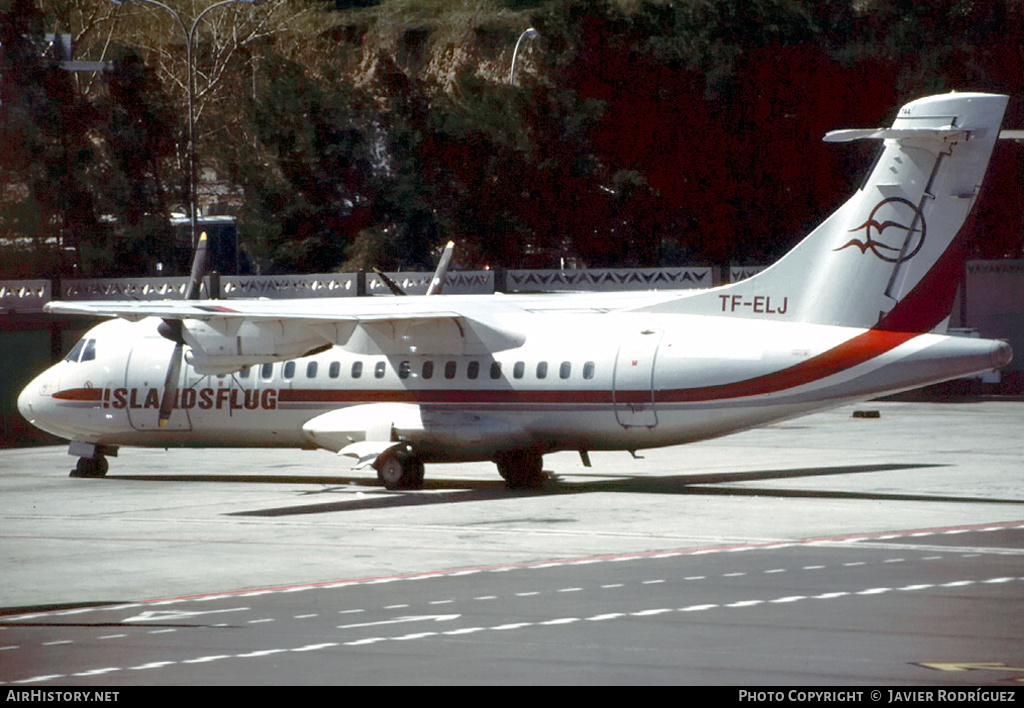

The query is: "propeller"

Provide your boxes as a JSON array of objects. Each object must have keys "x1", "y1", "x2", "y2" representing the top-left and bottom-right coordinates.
[
  {"x1": 156, "y1": 232, "x2": 209, "y2": 427},
  {"x1": 372, "y1": 241, "x2": 455, "y2": 297}
]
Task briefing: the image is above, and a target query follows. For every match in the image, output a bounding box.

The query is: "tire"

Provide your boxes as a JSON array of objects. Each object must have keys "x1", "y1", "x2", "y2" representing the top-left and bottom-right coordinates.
[
  {"x1": 375, "y1": 450, "x2": 425, "y2": 490},
  {"x1": 495, "y1": 450, "x2": 545, "y2": 490}
]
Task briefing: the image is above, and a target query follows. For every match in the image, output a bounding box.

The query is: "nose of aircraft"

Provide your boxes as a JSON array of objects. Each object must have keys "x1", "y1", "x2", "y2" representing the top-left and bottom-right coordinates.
[
  {"x1": 17, "y1": 368, "x2": 62, "y2": 438},
  {"x1": 17, "y1": 371, "x2": 46, "y2": 428}
]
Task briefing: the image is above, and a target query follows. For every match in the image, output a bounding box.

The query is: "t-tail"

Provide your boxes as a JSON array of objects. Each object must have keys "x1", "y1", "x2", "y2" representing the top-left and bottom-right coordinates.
[{"x1": 640, "y1": 92, "x2": 1009, "y2": 333}]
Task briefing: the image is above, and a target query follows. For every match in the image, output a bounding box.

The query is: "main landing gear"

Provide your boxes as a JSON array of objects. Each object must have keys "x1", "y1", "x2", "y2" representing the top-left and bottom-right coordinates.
[
  {"x1": 374, "y1": 448, "x2": 425, "y2": 490},
  {"x1": 495, "y1": 450, "x2": 546, "y2": 490},
  {"x1": 71, "y1": 456, "x2": 108, "y2": 478},
  {"x1": 372, "y1": 447, "x2": 548, "y2": 491}
]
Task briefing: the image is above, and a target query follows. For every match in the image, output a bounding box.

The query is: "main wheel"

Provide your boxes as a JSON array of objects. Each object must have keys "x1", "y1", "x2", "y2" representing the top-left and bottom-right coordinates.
[
  {"x1": 495, "y1": 450, "x2": 545, "y2": 490},
  {"x1": 70, "y1": 456, "x2": 108, "y2": 478},
  {"x1": 375, "y1": 450, "x2": 424, "y2": 490}
]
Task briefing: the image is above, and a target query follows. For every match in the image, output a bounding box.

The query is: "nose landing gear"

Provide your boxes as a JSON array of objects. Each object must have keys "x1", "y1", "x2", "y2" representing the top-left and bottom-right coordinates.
[{"x1": 67, "y1": 442, "x2": 117, "y2": 478}]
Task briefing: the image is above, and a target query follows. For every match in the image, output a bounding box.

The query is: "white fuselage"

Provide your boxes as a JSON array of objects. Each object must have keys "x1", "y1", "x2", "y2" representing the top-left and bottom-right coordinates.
[{"x1": 18, "y1": 302, "x2": 1009, "y2": 463}]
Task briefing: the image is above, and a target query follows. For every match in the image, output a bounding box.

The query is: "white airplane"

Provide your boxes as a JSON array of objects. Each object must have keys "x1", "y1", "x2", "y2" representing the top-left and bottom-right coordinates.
[{"x1": 18, "y1": 92, "x2": 1016, "y2": 490}]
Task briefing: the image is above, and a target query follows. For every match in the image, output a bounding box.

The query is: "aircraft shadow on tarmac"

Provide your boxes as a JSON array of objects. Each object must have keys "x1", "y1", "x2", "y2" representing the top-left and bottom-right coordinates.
[{"x1": 108, "y1": 461, "x2": 1023, "y2": 517}]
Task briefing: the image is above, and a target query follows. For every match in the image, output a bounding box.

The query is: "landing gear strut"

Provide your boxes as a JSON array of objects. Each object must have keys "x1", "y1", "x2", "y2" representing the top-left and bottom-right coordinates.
[
  {"x1": 495, "y1": 450, "x2": 546, "y2": 490},
  {"x1": 374, "y1": 448, "x2": 425, "y2": 490}
]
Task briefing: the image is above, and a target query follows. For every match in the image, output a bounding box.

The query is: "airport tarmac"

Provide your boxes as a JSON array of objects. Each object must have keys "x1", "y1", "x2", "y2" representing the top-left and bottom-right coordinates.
[
  {"x1": 1, "y1": 399, "x2": 1023, "y2": 685},
  {"x1": 1, "y1": 400, "x2": 1021, "y2": 610}
]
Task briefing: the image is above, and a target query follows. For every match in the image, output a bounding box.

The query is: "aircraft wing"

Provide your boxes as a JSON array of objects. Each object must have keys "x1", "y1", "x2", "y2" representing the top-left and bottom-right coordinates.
[{"x1": 44, "y1": 298, "x2": 526, "y2": 372}]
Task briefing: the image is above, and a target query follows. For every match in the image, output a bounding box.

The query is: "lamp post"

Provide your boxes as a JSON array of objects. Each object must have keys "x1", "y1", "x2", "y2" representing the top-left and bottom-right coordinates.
[
  {"x1": 110, "y1": 0, "x2": 261, "y2": 252},
  {"x1": 509, "y1": 27, "x2": 538, "y2": 86}
]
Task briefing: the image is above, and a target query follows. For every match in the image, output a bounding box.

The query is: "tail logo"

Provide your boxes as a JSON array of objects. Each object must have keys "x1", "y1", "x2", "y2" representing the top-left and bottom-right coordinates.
[{"x1": 835, "y1": 197, "x2": 926, "y2": 263}]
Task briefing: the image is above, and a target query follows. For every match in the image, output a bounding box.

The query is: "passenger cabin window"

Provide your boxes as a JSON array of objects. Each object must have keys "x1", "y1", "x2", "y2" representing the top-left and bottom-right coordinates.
[
  {"x1": 283, "y1": 361, "x2": 295, "y2": 379},
  {"x1": 374, "y1": 361, "x2": 386, "y2": 379},
  {"x1": 513, "y1": 361, "x2": 525, "y2": 379},
  {"x1": 444, "y1": 361, "x2": 457, "y2": 380},
  {"x1": 559, "y1": 361, "x2": 571, "y2": 379},
  {"x1": 583, "y1": 361, "x2": 596, "y2": 380},
  {"x1": 490, "y1": 362, "x2": 502, "y2": 379},
  {"x1": 467, "y1": 361, "x2": 479, "y2": 380},
  {"x1": 306, "y1": 361, "x2": 318, "y2": 379},
  {"x1": 329, "y1": 362, "x2": 340, "y2": 379},
  {"x1": 260, "y1": 363, "x2": 274, "y2": 380},
  {"x1": 422, "y1": 361, "x2": 434, "y2": 379},
  {"x1": 351, "y1": 361, "x2": 362, "y2": 379},
  {"x1": 536, "y1": 361, "x2": 548, "y2": 379},
  {"x1": 398, "y1": 361, "x2": 411, "y2": 379},
  {"x1": 239, "y1": 367, "x2": 251, "y2": 379}
]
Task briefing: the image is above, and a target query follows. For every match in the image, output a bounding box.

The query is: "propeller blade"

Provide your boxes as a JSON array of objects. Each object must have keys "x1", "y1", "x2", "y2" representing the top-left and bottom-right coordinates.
[
  {"x1": 373, "y1": 268, "x2": 407, "y2": 296},
  {"x1": 158, "y1": 342, "x2": 184, "y2": 427},
  {"x1": 185, "y1": 231, "x2": 209, "y2": 300},
  {"x1": 425, "y1": 241, "x2": 455, "y2": 296}
]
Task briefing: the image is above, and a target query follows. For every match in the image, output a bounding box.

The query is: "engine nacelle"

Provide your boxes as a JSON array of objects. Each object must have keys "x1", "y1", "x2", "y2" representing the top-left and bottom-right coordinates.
[{"x1": 180, "y1": 319, "x2": 332, "y2": 375}]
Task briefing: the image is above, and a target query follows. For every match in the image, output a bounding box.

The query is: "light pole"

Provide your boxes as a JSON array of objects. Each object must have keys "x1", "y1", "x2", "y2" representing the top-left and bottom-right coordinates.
[
  {"x1": 509, "y1": 28, "x2": 538, "y2": 86},
  {"x1": 110, "y1": 0, "x2": 261, "y2": 254}
]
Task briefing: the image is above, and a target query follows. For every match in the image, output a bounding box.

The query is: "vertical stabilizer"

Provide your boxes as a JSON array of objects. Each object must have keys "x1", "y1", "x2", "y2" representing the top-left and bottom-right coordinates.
[{"x1": 639, "y1": 93, "x2": 1008, "y2": 332}]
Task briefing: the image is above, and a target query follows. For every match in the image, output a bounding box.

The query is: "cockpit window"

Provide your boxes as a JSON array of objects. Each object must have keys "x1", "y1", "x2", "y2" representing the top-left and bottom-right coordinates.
[
  {"x1": 64, "y1": 340, "x2": 85, "y2": 363},
  {"x1": 64, "y1": 338, "x2": 96, "y2": 363}
]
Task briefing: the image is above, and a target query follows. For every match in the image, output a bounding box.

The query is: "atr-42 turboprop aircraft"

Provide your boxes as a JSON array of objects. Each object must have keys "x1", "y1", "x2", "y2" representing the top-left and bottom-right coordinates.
[{"x1": 18, "y1": 92, "x2": 1016, "y2": 489}]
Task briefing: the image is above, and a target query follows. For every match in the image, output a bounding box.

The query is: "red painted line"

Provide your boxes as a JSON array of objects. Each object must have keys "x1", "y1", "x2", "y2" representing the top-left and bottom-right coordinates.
[
  {"x1": 52, "y1": 388, "x2": 103, "y2": 402},
  {"x1": 660, "y1": 329, "x2": 918, "y2": 402}
]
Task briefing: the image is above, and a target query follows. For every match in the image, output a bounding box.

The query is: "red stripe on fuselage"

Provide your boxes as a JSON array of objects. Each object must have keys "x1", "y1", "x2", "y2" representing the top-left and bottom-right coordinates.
[
  {"x1": 52, "y1": 388, "x2": 103, "y2": 402},
  {"x1": 659, "y1": 328, "x2": 918, "y2": 403}
]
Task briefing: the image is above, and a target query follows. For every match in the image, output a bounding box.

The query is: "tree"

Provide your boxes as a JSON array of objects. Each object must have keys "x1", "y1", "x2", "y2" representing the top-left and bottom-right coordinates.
[{"x1": 0, "y1": 0, "x2": 105, "y2": 277}]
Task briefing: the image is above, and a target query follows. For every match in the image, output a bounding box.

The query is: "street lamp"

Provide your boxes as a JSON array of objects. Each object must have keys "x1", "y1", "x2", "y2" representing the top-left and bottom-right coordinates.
[
  {"x1": 509, "y1": 28, "x2": 538, "y2": 85},
  {"x1": 110, "y1": 0, "x2": 262, "y2": 255}
]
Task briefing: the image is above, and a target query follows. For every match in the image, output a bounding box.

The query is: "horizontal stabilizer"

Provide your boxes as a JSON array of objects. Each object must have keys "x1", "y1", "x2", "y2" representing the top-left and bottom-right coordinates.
[{"x1": 823, "y1": 127, "x2": 969, "y2": 144}]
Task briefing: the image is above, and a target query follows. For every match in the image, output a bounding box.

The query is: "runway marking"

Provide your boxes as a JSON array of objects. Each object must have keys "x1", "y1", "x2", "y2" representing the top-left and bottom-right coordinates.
[
  {"x1": 5, "y1": 521, "x2": 1022, "y2": 630},
  {"x1": 130, "y1": 661, "x2": 175, "y2": 670},
  {"x1": 122, "y1": 607, "x2": 250, "y2": 623},
  {"x1": 14, "y1": 575, "x2": 1020, "y2": 685},
  {"x1": 73, "y1": 667, "x2": 119, "y2": 677},
  {"x1": 337, "y1": 614, "x2": 460, "y2": 630}
]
